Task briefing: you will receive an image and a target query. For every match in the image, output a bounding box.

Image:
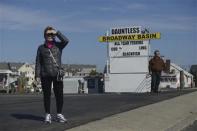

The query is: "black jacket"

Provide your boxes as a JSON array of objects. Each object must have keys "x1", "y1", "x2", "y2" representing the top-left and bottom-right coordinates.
[{"x1": 35, "y1": 31, "x2": 69, "y2": 78}]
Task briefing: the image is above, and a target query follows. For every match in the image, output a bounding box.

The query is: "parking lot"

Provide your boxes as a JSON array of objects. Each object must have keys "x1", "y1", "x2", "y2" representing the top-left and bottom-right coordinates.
[{"x1": 0, "y1": 89, "x2": 196, "y2": 131}]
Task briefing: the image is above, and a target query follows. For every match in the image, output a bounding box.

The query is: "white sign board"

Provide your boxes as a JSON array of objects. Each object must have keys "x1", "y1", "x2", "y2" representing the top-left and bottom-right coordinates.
[
  {"x1": 110, "y1": 57, "x2": 149, "y2": 73},
  {"x1": 108, "y1": 26, "x2": 149, "y2": 74},
  {"x1": 103, "y1": 26, "x2": 153, "y2": 93},
  {"x1": 109, "y1": 40, "x2": 149, "y2": 57},
  {"x1": 108, "y1": 26, "x2": 149, "y2": 58},
  {"x1": 105, "y1": 73, "x2": 150, "y2": 92}
]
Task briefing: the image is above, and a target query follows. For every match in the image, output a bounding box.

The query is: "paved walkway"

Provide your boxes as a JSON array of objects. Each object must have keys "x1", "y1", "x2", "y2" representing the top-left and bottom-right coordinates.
[{"x1": 68, "y1": 91, "x2": 197, "y2": 131}]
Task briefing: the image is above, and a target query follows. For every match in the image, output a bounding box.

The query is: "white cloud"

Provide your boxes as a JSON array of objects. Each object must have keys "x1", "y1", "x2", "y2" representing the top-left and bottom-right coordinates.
[
  {"x1": 66, "y1": 15, "x2": 195, "y2": 33},
  {"x1": 0, "y1": 3, "x2": 57, "y2": 30},
  {"x1": 0, "y1": 3, "x2": 195, "y2": 33}
]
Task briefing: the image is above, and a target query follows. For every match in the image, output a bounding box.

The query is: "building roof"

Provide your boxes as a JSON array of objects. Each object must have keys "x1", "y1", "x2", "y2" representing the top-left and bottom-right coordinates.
[
  {"x1": 78, "y1": 68, "x2": 95, "y2": 74},
  {"x1": 0, "y1": 70, "x2": 12, "y2": 74},
  {"x1": 8, "y1": 62, "x2": 25, "y2": 72},
  {"x1": 171, "y1": 63, "x2": 193, "y2": 77},
  {"x1": 0, "y1": 62, "x2": 9, "y2": 70},
  {"x1": 0, "y1": 62, "x2": 24, "y2": 72}
]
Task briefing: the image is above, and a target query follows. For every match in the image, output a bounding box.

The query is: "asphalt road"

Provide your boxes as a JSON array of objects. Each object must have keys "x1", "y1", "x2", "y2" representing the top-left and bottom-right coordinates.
[{"x1": 0, "y1": 89, "x2": 196, "y2": 131}]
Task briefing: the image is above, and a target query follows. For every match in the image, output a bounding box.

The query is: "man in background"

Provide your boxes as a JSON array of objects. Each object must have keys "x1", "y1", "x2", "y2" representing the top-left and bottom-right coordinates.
[{"x1": 149, "y1": 50, "x2": 165, "y2": 93}]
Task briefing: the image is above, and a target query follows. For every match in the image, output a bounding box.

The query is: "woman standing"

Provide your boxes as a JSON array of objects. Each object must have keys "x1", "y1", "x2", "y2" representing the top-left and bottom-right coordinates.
[{"x1": 35, "y1": 26, "x2": 69, "y2": 123}]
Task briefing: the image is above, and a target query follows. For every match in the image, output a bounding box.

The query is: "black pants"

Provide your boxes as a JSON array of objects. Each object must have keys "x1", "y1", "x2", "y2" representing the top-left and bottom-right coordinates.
[
  {"x1": 151, "y1": 72, "x2": 161, "y2": 93},
  {"x1": 41, "y1": 77, "x2": 63, "y2": 114}
]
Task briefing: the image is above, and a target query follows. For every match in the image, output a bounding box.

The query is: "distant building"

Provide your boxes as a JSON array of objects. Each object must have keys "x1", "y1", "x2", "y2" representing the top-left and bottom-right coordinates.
[
  {"x1": 0, "y1": 62, "x2": 97, "y2": 93},
  {"x1": 0, "y1": 62, "x2": 14, "y2": 93},
  {"x1": 62, "y1": 64, "x2": 96, "y2": 77},
  {"x1": 62, "y1": 64, "x2": 97, "y2": 94},
  {"x1": 0, "y1": 62, "x2": 35, "y2": 93},
  {"x1": 0, "y1": 62, "x2": 10, "y2": 71},
  {"x1": 8, "y1": 62, "x2": 25, "y2": 76},
  {"x1": 160, "y1": 63, "x2": 193, "y2": 89},
  {"x1": 18, "y1": 63, "x2": 35, "y2": 87}
]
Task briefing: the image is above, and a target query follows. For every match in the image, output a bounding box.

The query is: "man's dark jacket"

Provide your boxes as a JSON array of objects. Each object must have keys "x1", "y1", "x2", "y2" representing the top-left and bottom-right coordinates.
[
  {"x1": 35, "y1": 31, "x2": 69, "y2": 78},
  {"x1": 149, "y1": 56, "x2": 165, "y2": 72}
]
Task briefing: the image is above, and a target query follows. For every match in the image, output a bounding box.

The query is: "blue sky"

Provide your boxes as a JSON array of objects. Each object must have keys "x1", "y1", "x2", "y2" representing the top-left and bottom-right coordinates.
[{"x1": 0, "y1": 0, "x2": 196, "y2": 71}]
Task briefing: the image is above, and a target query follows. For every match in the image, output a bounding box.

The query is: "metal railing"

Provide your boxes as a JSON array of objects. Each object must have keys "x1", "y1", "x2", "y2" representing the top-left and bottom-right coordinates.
[{"x1": 135, "y1": 75, "x2": 151, "y2": 93}]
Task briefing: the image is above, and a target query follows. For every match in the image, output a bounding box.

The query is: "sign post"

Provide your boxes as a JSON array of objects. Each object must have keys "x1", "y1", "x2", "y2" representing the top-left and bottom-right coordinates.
[{"x1": 99, "y1": 26, "x2": 161, "y2": 92}]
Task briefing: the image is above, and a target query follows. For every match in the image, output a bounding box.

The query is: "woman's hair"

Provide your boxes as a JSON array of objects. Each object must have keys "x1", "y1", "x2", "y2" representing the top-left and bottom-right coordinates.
[{"x1": 44, "y1": 26, "x2": 54, "y2": 38}]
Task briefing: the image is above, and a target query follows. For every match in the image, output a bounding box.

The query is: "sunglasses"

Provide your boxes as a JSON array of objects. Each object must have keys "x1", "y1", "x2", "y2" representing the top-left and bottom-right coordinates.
[{"x1": 46, "y1": 33, "x2": 55, "y2": 37}]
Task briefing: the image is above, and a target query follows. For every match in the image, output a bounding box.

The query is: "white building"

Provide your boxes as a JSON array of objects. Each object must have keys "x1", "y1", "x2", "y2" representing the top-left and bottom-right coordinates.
[
  {"x1": 18, "y1": 63, "x2": 35, "y2": 87},
  {"x1": 160, "y1": 63, "x2": 193, "y2": 89},
  {"x1": 63, "y1": 64, "x2": 96, "y2": 77},
  {"x1": 0, "y1": 70, "x2": 13, "y2": 92},
  {"x1": 75, "y1": 68, "x2": 96, "y2": 77}
]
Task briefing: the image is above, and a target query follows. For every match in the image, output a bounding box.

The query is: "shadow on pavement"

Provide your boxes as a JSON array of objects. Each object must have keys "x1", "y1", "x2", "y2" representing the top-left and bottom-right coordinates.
[{"x1": 11, "y1": 113, "x2": 44, "y2": 121}]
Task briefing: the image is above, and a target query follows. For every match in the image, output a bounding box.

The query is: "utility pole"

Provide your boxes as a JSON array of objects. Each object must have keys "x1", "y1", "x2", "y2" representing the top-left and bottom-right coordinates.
[{"x1": 180, "y1": 70, "x2": 184, "y2": 90}]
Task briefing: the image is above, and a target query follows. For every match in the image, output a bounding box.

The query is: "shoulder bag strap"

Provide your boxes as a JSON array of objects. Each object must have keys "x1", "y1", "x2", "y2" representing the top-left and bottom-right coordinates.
[{"x1": 48, "y1": 49, "x2": 60, "y2": 68}]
